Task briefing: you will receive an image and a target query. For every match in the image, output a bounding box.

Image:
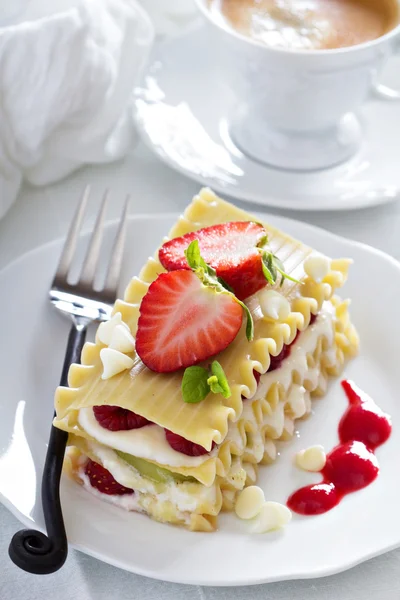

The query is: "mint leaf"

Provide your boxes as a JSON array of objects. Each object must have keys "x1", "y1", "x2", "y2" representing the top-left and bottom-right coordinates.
[
  {"x1": 261, "y1": 253, "x2": 276, "y2": 285},
  {"x1": 273, "y1": 256, "x2": 286, "y2": 273},
  {"x1": 235, "y1": 299, "x2": 254, "y2": 341},
  {"x1": 258, "y1": 230, "x2": 301, "y2": 286},
  {"x1": 181, "y1": 366, "x2": 210, "y2": 404},
  {"x1": 217, "y1": 276, "x2": 234, "y2": 294},
  {"x1": 185, "y1": 241, "x2": 254, "y2": 342},
  {"x1": 182, "y1": 361, "x2": 231, "y2": 403},
  {"x1": 207, "y1": 375, "x2": 223, "y2": 394},
  {"x1": 185, "y1": 240, "x2": 217, "y2": 278},
  {"x1": 185, "y1": 239, "x2": 205, "y2": 270},
  {"x1": 209, "y1": 360, "x2": 231, "y2": 398},
  {"x1": 266, "y1": 253, "x2": 277, "y2": 282},
  {"x1": 257, "y1": 233, "x2": 269, "y2": 248},
  {"x1": 258, "y1": 247, "x2": 302, "y2": 287},
  {"x1": 273, "y1": 255, "x2": 302, "y2": 286}
]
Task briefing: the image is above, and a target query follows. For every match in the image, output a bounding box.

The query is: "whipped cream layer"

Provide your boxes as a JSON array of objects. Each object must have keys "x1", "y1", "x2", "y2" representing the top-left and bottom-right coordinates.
[
  {"x1": 79, "y1": 441, "x2": 217, "y2": 520},
  {"x1": 79, "y1": 468, "x2": 141, "y2": 512},
  {"x1": 78, "y1": 408, "x2": 218, "y2": 468}
]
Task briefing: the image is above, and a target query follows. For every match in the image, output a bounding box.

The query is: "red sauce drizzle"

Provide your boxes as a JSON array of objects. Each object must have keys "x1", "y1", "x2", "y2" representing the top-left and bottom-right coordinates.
[{"x1": 287, "y1": 380, "x2": 392, "y2": 516}]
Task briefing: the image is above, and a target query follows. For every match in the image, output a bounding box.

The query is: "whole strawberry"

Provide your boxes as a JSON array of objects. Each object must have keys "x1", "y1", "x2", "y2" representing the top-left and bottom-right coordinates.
[{"x1": 159, "y1": 221, "x2": 268, "y2": 300}]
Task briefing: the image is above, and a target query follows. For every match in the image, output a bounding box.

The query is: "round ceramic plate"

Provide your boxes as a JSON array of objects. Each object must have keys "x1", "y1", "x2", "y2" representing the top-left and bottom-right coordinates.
[
  {"x1": 1, "y1": 213, "x2": 399, "y2": 586},
  {"x1": 133, "y1": 23, "x2": 400, "y2": 211}
]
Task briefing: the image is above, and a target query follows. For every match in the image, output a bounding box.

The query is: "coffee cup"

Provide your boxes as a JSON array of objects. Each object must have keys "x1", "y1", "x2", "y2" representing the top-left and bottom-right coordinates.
[{"x1": 194, "y1": 0, "x2": 400, "y2": 171}]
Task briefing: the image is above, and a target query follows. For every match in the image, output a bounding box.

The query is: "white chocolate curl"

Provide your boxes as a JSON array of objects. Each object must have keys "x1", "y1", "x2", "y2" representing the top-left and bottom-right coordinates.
[
  {"x1": 100, "y1": 348, "x2": 134, "y2": 380},
  {"x1": 235, "y1": 486, "x2": 265, "y2": 520},
  {"x1": 296, "y1": 445, "x2": 326, "y2": 472},
  {"x1": 253, "y1": 502, "x2": 292, "y2": 533},
  {"x1": 304, "y1": 255, "x2": 331, "y2": 283},
  {"x1": 109, "y1": 324, "x2": 135, "y2": 353},
  {"x1": 97, "y1": 313, "x2": 130, "y2": 346},
  {"x1": 259, "y1": 289, "x2": 291, "y2": 321}
]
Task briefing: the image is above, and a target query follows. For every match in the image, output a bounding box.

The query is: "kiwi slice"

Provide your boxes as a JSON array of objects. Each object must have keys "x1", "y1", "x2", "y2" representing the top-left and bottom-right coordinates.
[{"x1": 116, "y1": 451, "x2": 196, "y2": 484}]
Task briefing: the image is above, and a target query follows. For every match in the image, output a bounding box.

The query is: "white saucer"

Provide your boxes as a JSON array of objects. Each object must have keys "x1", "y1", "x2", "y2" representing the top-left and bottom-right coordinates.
[
  {"x1": 1, "y1": 213, "x2": 400, "y2": 585},
  {"x1": 133, "y1": 24, "x2": 400, "y2": 211}
]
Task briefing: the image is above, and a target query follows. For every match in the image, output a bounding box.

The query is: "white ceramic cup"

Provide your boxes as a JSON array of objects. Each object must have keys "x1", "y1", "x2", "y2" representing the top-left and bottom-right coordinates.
[{"x1": 194, "y1": 0, "x2": 400, "y2": 171}]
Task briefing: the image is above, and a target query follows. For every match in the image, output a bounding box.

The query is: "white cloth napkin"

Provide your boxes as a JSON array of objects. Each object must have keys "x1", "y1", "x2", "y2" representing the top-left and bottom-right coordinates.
[
  {"x1": 139, "y1": 0, "x2": 198, "y2": 36},
  {"x1": 0, "y1": 0, "x2": 154, "y2": 220}
]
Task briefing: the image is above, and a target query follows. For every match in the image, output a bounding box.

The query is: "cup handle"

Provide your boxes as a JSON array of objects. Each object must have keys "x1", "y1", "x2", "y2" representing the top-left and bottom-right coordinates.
[{"x1": 373, "y1": 38, "x2": 400, "y2": 100}]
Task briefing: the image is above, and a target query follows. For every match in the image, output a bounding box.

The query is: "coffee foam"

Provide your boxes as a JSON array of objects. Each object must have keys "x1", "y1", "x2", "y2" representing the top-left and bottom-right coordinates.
[{"x1": 209, "y1": 0, "x2": 399, "y2": 50}]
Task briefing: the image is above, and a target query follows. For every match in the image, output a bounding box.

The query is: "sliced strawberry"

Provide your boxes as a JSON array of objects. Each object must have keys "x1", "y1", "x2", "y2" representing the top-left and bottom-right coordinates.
[
  {"x1": 93, "y1": 405, "x2": 153, "y2": 431},
  {"x1": 268, "y1": 314, "x2": 318, "y2": 372},
  {"x1": 253, "y1": 370, "x2": 261, "y2": 386},
  {"x1": 268, "y1": 344, "x2": 291, "y2": 372},
  {"x1": 309, "y1": 313, "x2": 317, "y2": 326},
  {"x1": 136, "y1": 270, "x2": 243, "y2": 373},
  {"x1": 165, "y1": 429, "x2": 216, "y2": 456},
  {"x1": 85, "y1": 459, "x2": 134, "y2": 495},
  {"x1": 159, "y1": 221, "x2": 267, "y2": 300}
]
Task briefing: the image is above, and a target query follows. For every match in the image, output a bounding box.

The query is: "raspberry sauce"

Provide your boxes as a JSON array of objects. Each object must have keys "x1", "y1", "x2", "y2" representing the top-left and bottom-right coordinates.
[{"x1": 287, "y1": 380, "x2": 392, "y2": 516}]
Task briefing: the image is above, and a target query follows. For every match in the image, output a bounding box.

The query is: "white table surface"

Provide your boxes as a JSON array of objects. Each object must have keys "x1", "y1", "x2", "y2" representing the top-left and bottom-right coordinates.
[{"x1": 1, "y1": 142, "x2": 400, "y2": 599}]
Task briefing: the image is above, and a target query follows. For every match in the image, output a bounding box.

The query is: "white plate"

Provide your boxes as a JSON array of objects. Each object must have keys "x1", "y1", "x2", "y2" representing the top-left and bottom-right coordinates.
[
  {"x1": 1, "y1": 212, "x2": 400, "y2": 586},
  {"x1": 133, "y1": 24, "x2": 400, "y2": 211}
]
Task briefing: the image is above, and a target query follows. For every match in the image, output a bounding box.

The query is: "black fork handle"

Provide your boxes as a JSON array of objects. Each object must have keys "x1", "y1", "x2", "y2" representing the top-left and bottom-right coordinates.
[{"x1": 9, "y1": 323, "x2": 87, "y2": 574}]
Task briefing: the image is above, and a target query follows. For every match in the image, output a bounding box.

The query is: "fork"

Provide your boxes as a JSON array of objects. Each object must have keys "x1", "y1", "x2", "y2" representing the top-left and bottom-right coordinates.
[{"x1": 8, "y1": 186, "x2": 129, "y2": 574}]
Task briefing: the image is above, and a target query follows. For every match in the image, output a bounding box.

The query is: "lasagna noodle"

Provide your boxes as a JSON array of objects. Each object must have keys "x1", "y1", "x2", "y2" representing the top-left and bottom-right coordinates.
[
  {"x1": 67, "y1": 298, "x2": 357, "y2": 530},
  {"x1": 54, "y1": 189, "x2": 354, "y2": 462}
]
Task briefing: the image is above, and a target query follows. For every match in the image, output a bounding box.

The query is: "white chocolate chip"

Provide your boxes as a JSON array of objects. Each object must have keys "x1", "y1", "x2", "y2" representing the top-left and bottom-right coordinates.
[
  {"x1": 287, "y1": 384, "x2": 307, "y2": 419},
  {"x1": 235, "y1": 486, "x2": 265, "y2": 520},
  {"x1": 109, "y1": 324, "x2": 135, "y2": 353},
  {"x1": 100, "y1": 348, "x2": 134, "y2": 380},
  {"x1": 259, "y1": 289, "x2": 291, "y2": 322},
  {"x1": 97, "y1": 313, "x2": 130, "y2": 346},
  {"x1": 253, "y1": 502, "x2": 292, "y2": 533},
  {"x1": 296, "y1": 445, "x2": 326, "y2": 472},
  {"x1": 304, "y1": 255, "x2": 331, "y2": 283}
]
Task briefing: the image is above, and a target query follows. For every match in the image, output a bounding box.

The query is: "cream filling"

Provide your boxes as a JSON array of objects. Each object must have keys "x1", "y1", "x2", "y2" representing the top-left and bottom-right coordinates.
[
  {"x1": 80, "y1": 441, "x2": 217, "y2": 518},
  {"x1": 233, "y1": 303, "x2": 335, "y2": 463},
  {"x1": 78, "y1": 303, "x2": 334, "y2": 471},
  {"x1": 79, "y1": 468, "x2": 192, "y2": 524},
  {"x1": 252, "y1": 303, "x2": 334, "y2": 396},
  {"x1": 79, "y1": 409, "x2": 217, "y2": 468},
  {"x1": 79, "y1": 468, "x2": 142, "y2": 512}
]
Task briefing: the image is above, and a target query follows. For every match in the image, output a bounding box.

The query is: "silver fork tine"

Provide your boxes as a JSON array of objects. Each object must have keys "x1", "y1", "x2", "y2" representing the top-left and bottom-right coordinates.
[
  {"x1": 79, "y1": 190, "x2": 108, "y2": 287},
  {"x1": 103, "y1": 194, "x2": 130, "y2": 297},
  {"x1": 54, "y1": 186, "x2": 90, "y2": 284}
]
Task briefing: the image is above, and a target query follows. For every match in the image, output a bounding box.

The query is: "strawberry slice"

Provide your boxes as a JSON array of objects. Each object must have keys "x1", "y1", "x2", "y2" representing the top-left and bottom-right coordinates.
[
  {"x1": 165, "y1": 429, "x2": 216, "y2": 456},
  {"x1": 268, "y1": 344, "x2": 291, "y2": 372},
  {"x1": 267, "y1": 315, "x2": 317, "y2": 372},
  {"x1": 93, "y1": 406, "x2": 153, "y2": 431},
  {"x1": 136, "y1": 270, "x2": 243, "y2": 373},
  {"x1": 85, "y1": 459, "x2": 134, "y2": 495},
  {"x1": 159, "y1": 222, "x2": 267, "y2": 300}
]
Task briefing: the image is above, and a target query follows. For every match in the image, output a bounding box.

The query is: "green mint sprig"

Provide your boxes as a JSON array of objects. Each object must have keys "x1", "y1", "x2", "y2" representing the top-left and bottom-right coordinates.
[
  {"x1": 182, "y1": 361, "x2": 231, "y2": 404},
  {"x1": 184, "y1": 240, "x2": 254, "y2": 341},
  {"x1": 257, "y1": 236, "x2": 302, "y2": 288}
]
